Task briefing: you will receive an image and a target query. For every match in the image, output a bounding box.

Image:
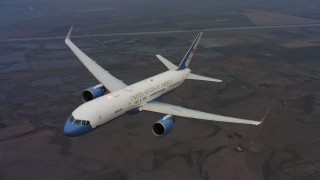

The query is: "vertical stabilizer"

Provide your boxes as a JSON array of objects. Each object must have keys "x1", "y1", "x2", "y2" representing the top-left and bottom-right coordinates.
[{"x1": 177, "y1": 32, "x2": 203, "y2": 70}]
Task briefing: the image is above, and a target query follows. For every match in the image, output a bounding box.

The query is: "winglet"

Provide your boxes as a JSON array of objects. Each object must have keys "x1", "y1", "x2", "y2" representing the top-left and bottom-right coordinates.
[
  {"x1": 256, "y1": 107, "x2": 270, "y2": 125},
  {"x1": 65, "y1": 26, "x2": 73, "y2": 42}
]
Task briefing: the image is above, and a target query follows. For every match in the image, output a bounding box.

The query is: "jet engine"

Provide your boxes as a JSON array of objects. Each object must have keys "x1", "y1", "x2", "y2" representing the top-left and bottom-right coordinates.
[
  {"x1": 152, "y1": 115, "x2": 174, "y2": 136},
  {"x1": 82, "y1": 84, "x2": 106, "y2": 102}
]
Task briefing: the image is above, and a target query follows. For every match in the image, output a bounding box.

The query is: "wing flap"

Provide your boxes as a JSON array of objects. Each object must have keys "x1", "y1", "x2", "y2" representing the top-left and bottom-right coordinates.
[
  {"x1": 65, "y1": 27, "x2": 127, "y2": 92},
  {"x1": 141, "y1": 102, "x2": 263, "y2": 125}
]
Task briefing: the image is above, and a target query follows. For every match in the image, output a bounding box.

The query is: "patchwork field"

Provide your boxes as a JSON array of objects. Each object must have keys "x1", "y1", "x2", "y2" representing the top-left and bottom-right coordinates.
[{"x1": 1, "y1": 0, "x2": 320, "y2": 179}]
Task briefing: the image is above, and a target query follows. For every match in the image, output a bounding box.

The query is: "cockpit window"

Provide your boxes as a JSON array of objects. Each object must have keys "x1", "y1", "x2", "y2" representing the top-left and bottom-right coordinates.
[
  {"x1": 69, "y1": 116, "x2": 75, "y2": 123},
  {"x1": 69, "y1": 115, "x2": 91, "y2": 126},
  {"x1": 74, "y1": 120, "x2": 81, "y2": 125}
]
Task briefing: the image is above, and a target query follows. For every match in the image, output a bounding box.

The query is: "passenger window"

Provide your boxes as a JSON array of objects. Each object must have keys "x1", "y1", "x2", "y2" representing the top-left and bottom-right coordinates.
[
  {"x1": 81, "y1": 121, "x2": 85, "y2": 126},
  {"x1": 86, "y1": 121, "x2": 90, "y2": 126}
]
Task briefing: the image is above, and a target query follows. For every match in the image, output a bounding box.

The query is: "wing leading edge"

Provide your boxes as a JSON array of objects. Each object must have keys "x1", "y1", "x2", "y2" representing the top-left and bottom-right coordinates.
[
  {"x1": 65, "y1": 26, "x2": 127, "y2": 92},
  {"x1": 141, "y1": 102, "x2": 269, "y2": 125}
]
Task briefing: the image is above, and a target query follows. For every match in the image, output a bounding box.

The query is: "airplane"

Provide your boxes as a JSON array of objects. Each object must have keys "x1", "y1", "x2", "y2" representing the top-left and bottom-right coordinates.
[{"x1": 63, "y1": 27, "x2": 269, "y2": 137}]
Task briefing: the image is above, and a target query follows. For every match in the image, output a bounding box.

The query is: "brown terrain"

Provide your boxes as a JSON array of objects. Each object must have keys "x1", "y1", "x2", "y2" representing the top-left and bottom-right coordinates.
[{"x1": 1, "y1": 0, "x2": 320, "y2": 179}]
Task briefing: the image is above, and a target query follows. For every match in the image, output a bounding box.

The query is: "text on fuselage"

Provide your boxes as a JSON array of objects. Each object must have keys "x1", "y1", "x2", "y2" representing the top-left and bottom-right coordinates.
[{"x1": 130, "y1": 79, "x2": 173, "y2": 102}]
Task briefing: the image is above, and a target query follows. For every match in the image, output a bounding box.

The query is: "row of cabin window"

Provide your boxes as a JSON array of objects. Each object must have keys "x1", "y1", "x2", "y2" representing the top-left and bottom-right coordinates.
[{"x1": 114, "y1": 108, "x2": 123, "y2": 114}]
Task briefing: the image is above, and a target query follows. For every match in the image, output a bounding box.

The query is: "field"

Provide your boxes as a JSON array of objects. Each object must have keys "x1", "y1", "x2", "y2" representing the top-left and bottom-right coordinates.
[{"x1": 1, "y1": 0, "x2": 320, "y2": 179}]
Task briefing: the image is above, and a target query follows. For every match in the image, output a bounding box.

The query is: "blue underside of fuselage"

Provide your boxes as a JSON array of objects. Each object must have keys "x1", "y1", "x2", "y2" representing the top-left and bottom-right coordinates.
[
  {"x1": 64, "y1": 118, "x2": 92, "y2": 137},
  {"x1": 127, "y1": 107, "x2": 141, "y2": 114}
]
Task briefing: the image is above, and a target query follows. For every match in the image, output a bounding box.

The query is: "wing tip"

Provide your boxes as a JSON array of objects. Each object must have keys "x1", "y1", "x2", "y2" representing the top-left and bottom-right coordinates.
[
  {"x1": 65, "y1": 26, "x2": 74, "y2": 42},
  {"x1": 256, "y1": 107, "x2": 271, "y2": 125}
]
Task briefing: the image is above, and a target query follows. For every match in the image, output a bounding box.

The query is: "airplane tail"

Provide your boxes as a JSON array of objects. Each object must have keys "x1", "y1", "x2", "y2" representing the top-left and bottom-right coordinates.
[
  {"x1": 156, "y1": 32, "x2": 222, "y2": 83},
  {"x1": 177, "y1": 32, "x2": 203, "y2": 70}
]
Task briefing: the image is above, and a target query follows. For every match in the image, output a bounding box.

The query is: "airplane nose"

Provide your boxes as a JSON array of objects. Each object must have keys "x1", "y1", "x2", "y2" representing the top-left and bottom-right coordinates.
[
  {"x1": 64, "y1": 117, "x2": 92, "y2": 137},
  {"x1": 64, "y1": 119, "x2": 76, "y2": 136}
]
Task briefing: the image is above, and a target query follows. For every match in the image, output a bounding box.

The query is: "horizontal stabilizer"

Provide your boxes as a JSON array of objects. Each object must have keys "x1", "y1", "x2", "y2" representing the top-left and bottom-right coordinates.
[
  {"x1": 187, "y1": 73, "x2": 222, "y2": 82},
  {"x1": 156, "y1": 54, "x2": 177, "y2": 70}
]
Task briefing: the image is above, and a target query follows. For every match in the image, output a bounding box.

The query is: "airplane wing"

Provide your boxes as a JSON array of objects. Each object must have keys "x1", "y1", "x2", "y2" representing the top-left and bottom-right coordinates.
[
  {"x1": 65, "y1": 26, "x2": 127, "y2": 92},
  {"x1": 141, "y1": 102, "x2": 269, "y2": 125}
]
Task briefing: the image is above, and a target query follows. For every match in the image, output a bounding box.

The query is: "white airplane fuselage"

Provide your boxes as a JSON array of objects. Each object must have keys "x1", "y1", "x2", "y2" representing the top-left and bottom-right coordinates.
[
  {"x1": 63, "y1": 29, "x2": 267, "y2": 137},
  {"x1": 65, "y1": 69, "x2": 190, "y2": 135}
]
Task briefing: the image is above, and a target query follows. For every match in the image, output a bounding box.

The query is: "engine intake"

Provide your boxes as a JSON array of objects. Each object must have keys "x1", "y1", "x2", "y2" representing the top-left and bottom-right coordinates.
[
  {"x1": 152, "y1": 115, "x2": 174, "y2": 136},
  {"x1": 82, "y1": 84, "x2": 106, "y2": 102}
]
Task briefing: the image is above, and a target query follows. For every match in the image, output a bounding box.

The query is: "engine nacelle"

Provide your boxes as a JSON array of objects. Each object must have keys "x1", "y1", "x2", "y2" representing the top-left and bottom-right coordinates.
[
  {"x1": 152, "y1": 115, "x2": 174, "y2": 136},
  {"x1": 82, "y1": 84, "x2": 106, "y2": 102}
]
